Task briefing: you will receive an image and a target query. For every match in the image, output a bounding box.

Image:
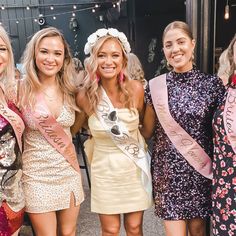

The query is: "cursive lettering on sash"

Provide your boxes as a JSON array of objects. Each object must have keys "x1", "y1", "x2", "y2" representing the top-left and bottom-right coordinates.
[
  {"x1": 149, "y1": 74, "x2": 213, "y2": 179},
  {"x1": 223, "y1": 87, "x2": 236, "y2": 153},
  {"x1": 0, "y1": 102, "x2": 24, "y2": 152},
  {"x1": 28, "y1": 94, "x2": 80, "y2": 173}
]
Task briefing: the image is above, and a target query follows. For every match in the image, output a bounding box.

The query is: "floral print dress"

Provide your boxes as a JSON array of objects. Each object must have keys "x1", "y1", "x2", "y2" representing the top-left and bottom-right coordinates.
[{"x1": 212, "y1": 83, "x2": 236, "y2": 236}]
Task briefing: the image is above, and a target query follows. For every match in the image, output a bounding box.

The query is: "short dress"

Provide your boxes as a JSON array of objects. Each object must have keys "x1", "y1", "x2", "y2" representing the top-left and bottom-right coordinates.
[
  {"x1": 212, "y1": 84, "x2": 236, "y2": 236},
  {"x1": 88, "y1": 108, "x2": 151, "y2": 214},
  {"x1": 22, "y1": 105, "x2": 84, "y2": 213},
  {"x1": 0, "y1": 102, "x2": 25, "y2": 235},
  {"x1": 145, "y1": 68, "x2": 225, "y2": 220}
]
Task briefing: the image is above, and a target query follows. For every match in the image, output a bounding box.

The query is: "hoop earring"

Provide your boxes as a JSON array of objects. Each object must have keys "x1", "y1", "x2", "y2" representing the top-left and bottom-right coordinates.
[{"x1": 119, "y1": 71, "x2": 124, "y2": 83}]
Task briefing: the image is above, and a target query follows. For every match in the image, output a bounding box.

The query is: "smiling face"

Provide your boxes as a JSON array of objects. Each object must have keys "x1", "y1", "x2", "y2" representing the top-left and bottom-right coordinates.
[
  {"x1": 97, "y1": 38, "x2": 124, "y2": 81},
  {"x1": 35, "y1": 36, "x2": 65, "y2": 80},
  {"x1": 0, "y1": 36, "x2": 9, "y2": 77},
  {"x1": 163, "y1": 28, "x2": 195, "y2": 73}
]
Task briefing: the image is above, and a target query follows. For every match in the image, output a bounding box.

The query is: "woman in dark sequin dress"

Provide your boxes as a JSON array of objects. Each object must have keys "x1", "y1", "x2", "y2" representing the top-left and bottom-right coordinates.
[
  {"x1": 212, "y1": 34, "x2": 236, "y2": 236},
  {"x1": 141, "y1": 21, "x2": 225, "y2": 236}
]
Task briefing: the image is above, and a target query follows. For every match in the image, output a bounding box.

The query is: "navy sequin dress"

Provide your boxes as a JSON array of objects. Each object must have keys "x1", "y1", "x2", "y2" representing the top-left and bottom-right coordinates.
[
  {"x1": 145, "y1": 68, "x2": 225, "y2": 220},
  {"x1": 212, "y1": 83, "x2": 236, "y2": 236}
]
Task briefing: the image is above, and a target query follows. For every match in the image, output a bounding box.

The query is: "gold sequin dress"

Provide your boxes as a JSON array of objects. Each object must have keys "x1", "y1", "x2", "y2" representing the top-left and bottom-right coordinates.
[
  {"x1": 22, "y1": 105, "x2": 84, "y2": 213},
  {"x1": 88, "y1": 108, "x2": 151, "y2": 214}
]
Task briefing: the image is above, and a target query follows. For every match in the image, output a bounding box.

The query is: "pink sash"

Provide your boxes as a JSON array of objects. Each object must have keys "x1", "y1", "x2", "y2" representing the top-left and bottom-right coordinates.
[
  {"x1": 223, "y1": 87, "x2": 236, "y2": 154},
  {"x1": 149, "y1": 74, "x2": 213, "y2": 179},
  {"x1": 29, "y1": 94, "x2": 80, "y2": 173},
  {"x1": 0, "y1": 101, "x2": 24, "y2": 153}
]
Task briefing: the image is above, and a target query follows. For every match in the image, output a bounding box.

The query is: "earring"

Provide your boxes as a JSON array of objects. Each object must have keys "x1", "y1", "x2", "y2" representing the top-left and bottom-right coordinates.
[
  {"x1": 119, "y1": 71, "x2": 124, "y2": 83},
  {"x1": 95, "y1": 73, "x2": 100, "y2": 82}
]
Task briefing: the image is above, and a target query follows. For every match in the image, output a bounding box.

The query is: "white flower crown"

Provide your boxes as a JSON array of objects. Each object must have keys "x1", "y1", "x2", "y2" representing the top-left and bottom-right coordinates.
[{"x1": 84, "y1": 28, "x2": 131, "y2": 55}]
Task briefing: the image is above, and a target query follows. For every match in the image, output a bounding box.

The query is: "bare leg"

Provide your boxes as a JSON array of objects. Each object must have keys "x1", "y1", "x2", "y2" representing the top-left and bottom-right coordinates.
[
  {"x1": 124, "y1": 211, "x2": 144, "y2": 236},
  {"x1": 187, "y1": 218, "x2": 206, "y2": 236},
  {"x1": 99, "y1": 214, "x2": 121, "y2": 236},
  {"x1": 163, "y1": 220, "x2": 187, "y2": 236},
  {"x1": 28, "y1": 211, "x2": 57, "y2": 236},
  {"x1": 57, "y1": 193, "x2": 80, "y2": 236}
]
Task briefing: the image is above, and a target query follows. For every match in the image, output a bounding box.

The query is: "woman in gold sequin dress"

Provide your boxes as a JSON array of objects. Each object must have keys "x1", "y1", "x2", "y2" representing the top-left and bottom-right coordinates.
[{"x1": 18, "y1": 27, "x2": 84, "y2": 236}]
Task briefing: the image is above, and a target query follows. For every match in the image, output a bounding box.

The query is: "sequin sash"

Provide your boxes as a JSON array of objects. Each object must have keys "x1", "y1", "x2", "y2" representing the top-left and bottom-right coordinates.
[
  {"x1": 0, "y1": 100, "x2": 24, "y2": 153},
  {"x1": 28, "y1": 94, "x2": 80, "y2": 173},
  {"x1": 149, "y1": 74, "x2": 213, "y2": 179},
  {"x1": 96, "y1": 88, "x2": 152, "y2": 201},
  {"x1": 223, "y1": 87, "x2": 236, "y2": 154}
]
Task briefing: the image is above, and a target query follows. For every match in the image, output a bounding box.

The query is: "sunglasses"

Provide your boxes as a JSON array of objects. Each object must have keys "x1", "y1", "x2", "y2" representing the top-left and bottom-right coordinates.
[{"x1": 107, "y1": 110, "x2": 122, "y2": 136}]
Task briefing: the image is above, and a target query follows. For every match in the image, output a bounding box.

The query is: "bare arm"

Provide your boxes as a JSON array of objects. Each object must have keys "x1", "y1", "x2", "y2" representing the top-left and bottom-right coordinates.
[
  {"x1": 71, "y1": 110, "x2": 88, "y2": 136},
  {"x1": 140, "y1": 104, "x2": 156, "y2": 139},
  {"x1": 71, "y1": 88, "x2": 90, "y2": 136}
]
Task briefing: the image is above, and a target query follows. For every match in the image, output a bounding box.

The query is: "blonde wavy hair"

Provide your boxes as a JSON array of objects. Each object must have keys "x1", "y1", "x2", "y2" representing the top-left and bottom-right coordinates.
[
  {"x1": 127, "y1": 53, "x2": 147, "y2": 88},
  {"x1": 217, "y1": 49, "x2": 230, "y2": 85},
  {"x1": 82, "y1": 35, "x2": 132, "y2": 113},
  {"x1": 227, "y1": 34, "x2": 236, "y2": 80},
  {"x1": 19, "y1": 27, "x2": 78, "y2": 111},
  {"x1": 0, "y1": 25, "x2": 16, "y2": 100}
]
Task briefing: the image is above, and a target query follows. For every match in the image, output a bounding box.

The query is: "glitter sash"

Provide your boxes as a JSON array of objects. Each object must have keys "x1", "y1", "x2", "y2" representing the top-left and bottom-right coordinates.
[
  {"x1": 29, "y1": 94, "x2": 80, "y2": 173},
  {"x1": 95, "y1": 88, "x2": 152, "y2": 201},
  {"x1": 149, "y1": 74, "x2": 213, "y2": 179},
  {"x1": 223, "y1": 87, "x2": 236, "y2": 154}
]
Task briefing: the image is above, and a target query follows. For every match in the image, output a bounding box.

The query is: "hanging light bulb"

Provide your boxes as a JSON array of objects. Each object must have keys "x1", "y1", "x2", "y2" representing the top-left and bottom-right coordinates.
[
  {"x1": 50, "y1": 5, "x2": 54, "y2": 10},
  {"x1": 73, "y1": 5, "x2": 77, "y2": 10},
  {"x1": 1, "y1": 5, "x2": 5, "y2": 10},
  {"x1": 26, "y1": 5, "x2": 30, "y2": 10},
  {"x1": 224, "y1": 0, "x2": 229, "y2": 20}
]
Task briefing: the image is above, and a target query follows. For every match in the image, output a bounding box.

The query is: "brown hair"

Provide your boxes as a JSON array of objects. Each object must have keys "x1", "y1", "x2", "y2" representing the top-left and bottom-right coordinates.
[{"x1": 162, "y1": 21, "x2": 194, "y2": 43}]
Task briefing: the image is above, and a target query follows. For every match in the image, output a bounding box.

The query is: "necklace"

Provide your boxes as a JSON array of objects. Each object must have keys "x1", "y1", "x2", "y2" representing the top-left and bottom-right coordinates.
[{"x1": 43, "y1": 91, "x2": 57, "y2": 102}]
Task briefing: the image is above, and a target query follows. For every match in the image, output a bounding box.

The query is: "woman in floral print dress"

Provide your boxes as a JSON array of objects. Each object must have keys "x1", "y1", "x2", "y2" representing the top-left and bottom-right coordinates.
[{"x1": 212, "y1": 34, "x2": 236, "y2": 236}]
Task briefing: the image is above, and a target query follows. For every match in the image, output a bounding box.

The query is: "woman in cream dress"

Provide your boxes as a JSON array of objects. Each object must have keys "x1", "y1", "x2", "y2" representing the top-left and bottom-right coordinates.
[{"x1": 74, "y1": 28, "x2": 152, "y2": 236}]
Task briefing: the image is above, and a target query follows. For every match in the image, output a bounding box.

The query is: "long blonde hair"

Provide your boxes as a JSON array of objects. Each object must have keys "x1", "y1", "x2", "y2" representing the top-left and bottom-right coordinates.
[
  {"x1": 0, "y1": 25, "x2": 15, "y2": 100},
  {"x1": 127, "y1": 53, "x2": 147, "y2": 88},
  {"x1": 227, "y1": 34, "x2": 236, "y2": 79},
  {"x1": 19, "y1": 27, "x2": 77, "y2": 110},
  {"x1": 83, "y1": 35, "x2": 132, "y2": 113}
]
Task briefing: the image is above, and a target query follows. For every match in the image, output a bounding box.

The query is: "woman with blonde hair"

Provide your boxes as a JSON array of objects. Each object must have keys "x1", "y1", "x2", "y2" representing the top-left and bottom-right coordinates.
[
  {"x1": 212, "y1": 33, "x2": 236, "y2": 236},
  {"x1": 127, "y1": 52, "x2": 147, "y2": 88},
  {"x1": 19, "y1": 27, "x2": 84, "y2": 236},
  {"x1": 0, "y1": 25, "x2": 25, "y2": 236},
  {"x1": 74, "y1": 28, "x2": 152, "y2": 236}
]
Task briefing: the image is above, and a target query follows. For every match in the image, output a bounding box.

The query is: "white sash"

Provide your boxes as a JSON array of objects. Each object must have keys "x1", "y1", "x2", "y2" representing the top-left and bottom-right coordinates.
[
  {"x1": 149, "y1": 74, "x2": 213, "y2": 179},
  {"x1": 223, "y1": 87, "x2": 236, "y2": 154},
  {"x1": 96, "y1": 88, "x2": 152, "y2": 201}
]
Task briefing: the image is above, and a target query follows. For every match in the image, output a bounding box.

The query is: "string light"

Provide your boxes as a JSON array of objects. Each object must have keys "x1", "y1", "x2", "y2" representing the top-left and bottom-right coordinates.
[
  {"x1": 95, "y1": 4, "x2": 99, "y2": 8},
  {"x1": 16, "y1": 20, "x2": 19, "y2": 24},
  {"x1": 73, "y1": 5, "x2": 77, "y2": 10},
  {"x1": 92, "y1": 8, "x2": 95, "y2": 13},
  {"x1": 26, "y1": 5, "x2": 30, "y2": 10},
  {"x1": 50, "y1": 5, "x2": 54, "y2": 10},
  {"x1": 72, "y1": 12, "x2": 76, "y2": 17},
  {"x1": 1, "y1": 5, "x2": 5, "y2": 10},
  {"x1": 113, "y1": 3, "x2": 116, "y2": 8},
  {"x1": 224, "y1": 0, "x2": 229, "y2": 20},
  {"x1": 53, "y1": 16, "x2": 56, "y2": 20}
]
